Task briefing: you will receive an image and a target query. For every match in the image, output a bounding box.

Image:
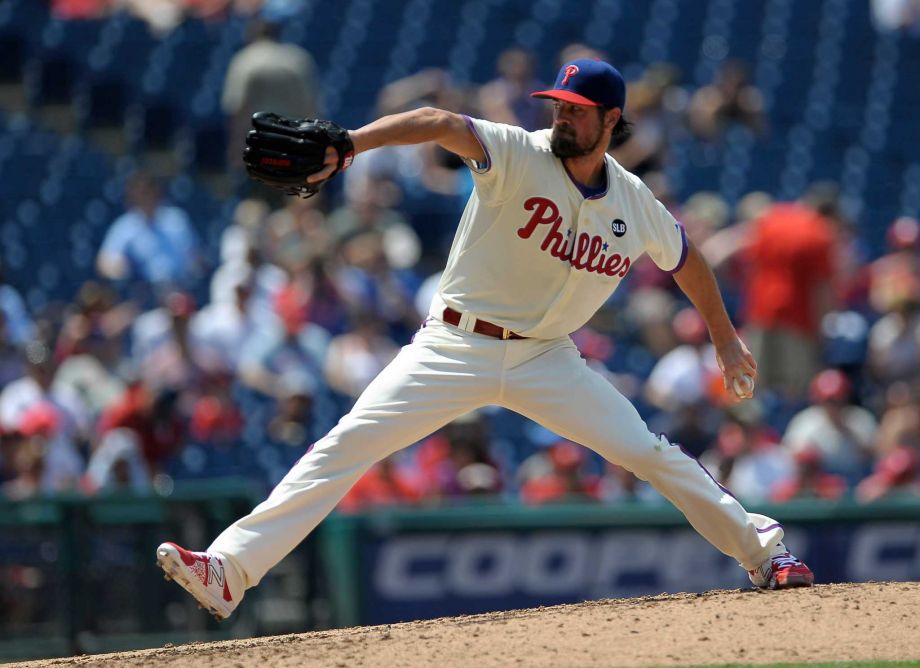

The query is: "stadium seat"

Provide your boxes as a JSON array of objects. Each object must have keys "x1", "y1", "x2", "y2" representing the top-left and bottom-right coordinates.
[
  {"x1": 0, "y1": 0, "x2": 49, "y2": 36},
  {"x1": 30, "y1": 51, "x2": 77, "y2": 106},
  {"x1": 188, "y1": 121, "x2": 227, "y2": 173},
  {"x1": 0, "y1": 30, "x2": 26, "y2": 84},
  {"x1": 0, "y1": 30, "x2": 28, "y2": 112},
  {"x1": 123, "y1": 97, "x2": 183, "y2": 176},
  {"x1": 76, "y1": 77, "x2": 127, "y2": 130}
]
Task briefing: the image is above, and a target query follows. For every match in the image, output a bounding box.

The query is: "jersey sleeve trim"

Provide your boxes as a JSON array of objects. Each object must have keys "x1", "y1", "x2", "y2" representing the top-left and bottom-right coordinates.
[
  {"x1": 461, "y1": 115, "x2": 492, "y2": 173},
  {"x1": 664, "y1": 223, "x2": 689, "y2": 274}
]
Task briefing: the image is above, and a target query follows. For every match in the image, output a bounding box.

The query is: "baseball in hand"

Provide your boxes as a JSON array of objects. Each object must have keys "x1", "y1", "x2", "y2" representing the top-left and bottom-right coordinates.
[{"x1": 732, "y1": 373, "x2": 755, "y2": 399}]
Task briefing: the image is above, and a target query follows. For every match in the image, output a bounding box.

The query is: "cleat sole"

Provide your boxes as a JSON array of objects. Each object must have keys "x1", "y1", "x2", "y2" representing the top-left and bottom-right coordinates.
[{"x1": 773, "y1": 573, "x2": 815, "y2": 589}]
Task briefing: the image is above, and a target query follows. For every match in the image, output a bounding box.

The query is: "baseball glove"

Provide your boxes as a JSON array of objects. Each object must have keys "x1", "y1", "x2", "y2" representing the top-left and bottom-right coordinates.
[{"x1": 243, "y1": 112, "x2": 355, "y2": 198}]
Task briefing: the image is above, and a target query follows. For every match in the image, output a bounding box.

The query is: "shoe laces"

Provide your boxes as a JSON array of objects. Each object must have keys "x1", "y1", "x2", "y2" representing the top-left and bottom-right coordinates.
[{"x1": 771, "y1": 551, "x2": 802, "y2": 570}]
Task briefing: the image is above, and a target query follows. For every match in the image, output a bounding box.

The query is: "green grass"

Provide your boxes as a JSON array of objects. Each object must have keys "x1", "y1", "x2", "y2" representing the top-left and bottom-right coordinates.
[{"x1": 674, "y1": 662, "x2": 920, "y2": 668}]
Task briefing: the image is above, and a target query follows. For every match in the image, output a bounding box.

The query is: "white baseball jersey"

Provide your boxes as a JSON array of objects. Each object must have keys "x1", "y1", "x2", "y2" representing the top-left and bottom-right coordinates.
[{"x1": 431, "y1": 116, "x2": 688, "y2": 339}]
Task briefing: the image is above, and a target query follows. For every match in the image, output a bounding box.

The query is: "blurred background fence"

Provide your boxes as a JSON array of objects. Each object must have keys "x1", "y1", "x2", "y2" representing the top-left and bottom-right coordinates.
[{"x1": 0, "y1": 479, "x2": 331, "y2": 661}]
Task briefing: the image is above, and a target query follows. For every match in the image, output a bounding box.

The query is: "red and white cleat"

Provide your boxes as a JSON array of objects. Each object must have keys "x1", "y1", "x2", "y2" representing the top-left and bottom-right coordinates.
[
  {"x1": 156, "y1": 542, "x2": 242, "y2": 621},
  {"x1": 748, "y1": 542, "x2": 815, "y2": 590}
]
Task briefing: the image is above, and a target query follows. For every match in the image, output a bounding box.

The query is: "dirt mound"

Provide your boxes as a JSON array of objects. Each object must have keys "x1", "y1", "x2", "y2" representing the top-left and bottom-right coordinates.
[{"x1": 15, "y1": 582, "x2": 920, "y2": 667}]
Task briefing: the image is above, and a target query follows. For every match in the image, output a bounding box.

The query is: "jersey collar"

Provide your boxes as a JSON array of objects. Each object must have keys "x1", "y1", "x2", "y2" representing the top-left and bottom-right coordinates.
[{"x1": 562, "y1": 157, "x2": 609, "y2": 200}]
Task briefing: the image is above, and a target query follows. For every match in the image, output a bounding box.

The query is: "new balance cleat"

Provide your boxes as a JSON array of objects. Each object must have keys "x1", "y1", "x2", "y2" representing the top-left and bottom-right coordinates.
[
  {"x1": 156, "y1": 542, "x2": 242, "y2": 621},
  {"x1": 748, "y1": 542, "x2": 815, "y2": 589}
]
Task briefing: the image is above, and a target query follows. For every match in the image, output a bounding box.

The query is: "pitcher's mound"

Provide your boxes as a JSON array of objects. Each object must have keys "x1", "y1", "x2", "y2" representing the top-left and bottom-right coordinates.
[{"x1": 16, "y1": 581, "x2": 920, "y2": 667}]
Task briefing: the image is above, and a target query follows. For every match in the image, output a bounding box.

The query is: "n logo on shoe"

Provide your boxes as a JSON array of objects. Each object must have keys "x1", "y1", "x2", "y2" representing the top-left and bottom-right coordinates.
[
  {"x1": 209, "y1": 562, "x2": 225, "y2": 588},
  {"x1": 209, "y1": 559, "x2": 234, "y2": 602}
]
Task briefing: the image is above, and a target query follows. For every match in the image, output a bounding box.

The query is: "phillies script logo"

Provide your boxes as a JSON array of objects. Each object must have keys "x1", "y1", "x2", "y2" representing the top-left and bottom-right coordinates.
[
  {"x1": 517, "y1": 197, "x2": 631, "y2": 277},
  {"x1": 561, "y1": 65, "x2": 579, "y2": 85}
]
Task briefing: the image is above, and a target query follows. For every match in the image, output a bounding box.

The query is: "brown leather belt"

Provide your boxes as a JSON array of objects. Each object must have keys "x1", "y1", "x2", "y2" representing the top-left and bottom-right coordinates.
[{"x1": 442, "y1": 307, "x2": 526, "y2": 340}]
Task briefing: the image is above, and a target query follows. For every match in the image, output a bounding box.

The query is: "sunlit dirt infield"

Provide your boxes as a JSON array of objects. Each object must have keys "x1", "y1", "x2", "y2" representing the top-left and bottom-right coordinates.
[{"x1": 15, "y1": 581, "x2": 920, "y2": 667}]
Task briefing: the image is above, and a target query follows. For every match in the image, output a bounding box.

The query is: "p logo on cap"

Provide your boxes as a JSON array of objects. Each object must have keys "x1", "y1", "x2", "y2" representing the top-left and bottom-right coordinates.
[{"x1": 561, "y1": 65, "x2": 579, "y2": 86}]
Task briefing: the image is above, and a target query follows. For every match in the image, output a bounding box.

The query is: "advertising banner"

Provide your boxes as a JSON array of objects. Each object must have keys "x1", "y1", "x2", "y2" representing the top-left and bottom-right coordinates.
[{"x1": 319, "y1": 501, "x2": 920, "y2": 626}]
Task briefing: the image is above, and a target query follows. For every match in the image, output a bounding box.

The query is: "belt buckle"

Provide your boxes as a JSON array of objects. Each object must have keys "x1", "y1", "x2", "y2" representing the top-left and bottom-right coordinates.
[{"x1": 502, "y1": 328, "x2": 511, "y2": 340}]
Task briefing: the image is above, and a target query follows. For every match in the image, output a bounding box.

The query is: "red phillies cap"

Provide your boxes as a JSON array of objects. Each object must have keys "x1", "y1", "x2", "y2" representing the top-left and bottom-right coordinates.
[
  {"x1": 809, "y1": 369, "x2": 852, "y2": 403},
  {"x1": 531, "y1": 59, "x2": 627, "y2": 109},
  {"x1": 18, "y1": 402, "x2": 59, "y2": 437},
  {"x1": 887, "y1": 216, "x2": 920, "y2": 250}
]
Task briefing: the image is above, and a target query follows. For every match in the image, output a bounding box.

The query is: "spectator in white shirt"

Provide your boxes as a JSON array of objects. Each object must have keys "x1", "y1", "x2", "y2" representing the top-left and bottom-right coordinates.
[
  {"x1": 237, "y1": 286, "x2": 329, "y2": 402},
  {"x1": 0, "y1": 341, "x2": 89, "y2": 446},
  {"x1": 191, "y1": 269, "x2": 259, "y2": 375},
  {"x1": 645, "y1": 307, "x2": 721, "y2": 411},
  {"x1": 324, "y1": 309, "x2": 399, "y2": 402},
  {"x1": 1, "y1": 401, "x2": 83, "y2": 498},
  {"x1": 84, "y1": 428, "x2": 151, "y2": 495},
  {"x1": 131, "y1": 292, "x2": 202, "y2": 391},
  {"x1": 782, "y1": 369, "x2": 878, "y2": 484}
]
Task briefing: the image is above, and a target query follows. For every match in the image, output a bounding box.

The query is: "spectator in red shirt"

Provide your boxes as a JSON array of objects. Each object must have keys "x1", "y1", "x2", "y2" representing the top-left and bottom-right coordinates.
[
  {"x1": 770, "y1": 445, "x2": 848, "y2": 503},
  {"x1": 97, "y1": 380, "x2": 184, "y2": 472},
  {"x1": 338, "y1": 456, "x2": 422, "y2": 513},
  {"x1": 51, "y1": 0, "x2": 110, "y2": 19},
  {"x1": 189, "y1": 377, "x2": 244, "y2": 448},
  {"x1": 856, "y1": 442, "x2": 920, "y2": 502},
  {"x1": 742, "y1": 182, "x2": 840, "y2": 397},
  {"x1": 521, "y1": 440, "x2": 600, "y2": 505},
  {"x1": 1, "y1": 402, "x2": 83, "y2": 499}
]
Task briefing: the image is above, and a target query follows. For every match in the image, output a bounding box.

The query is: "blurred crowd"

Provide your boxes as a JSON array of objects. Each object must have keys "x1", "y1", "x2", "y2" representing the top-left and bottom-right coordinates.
[
  {"x1": 1, "y1": 12, "x2": 919, "y2": 510},
  {"x1": 50, "y1": 0, "x2": 920, "y2": 35},
  {"x1": 50, "y1": 0, "x2": 304, "y2": 33}
]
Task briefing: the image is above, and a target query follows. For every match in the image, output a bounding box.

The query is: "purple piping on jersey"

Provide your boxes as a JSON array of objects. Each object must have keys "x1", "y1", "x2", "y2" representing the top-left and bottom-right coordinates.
[
  {"x1": 664, "y1": 434, "x2": 786, "y2": 537},
  {"x1": 295, "y1": 443, "x2": 316, "y2": 466},
  {"x1": 756, "y1": 523, "x2": 783, "y2": 534},
  {"x1": 665, "y1": 223, "x2": 689, "y2": 274},
  {"x1": 562, "y1": 159, "x2": 609, "y2": 199},
  {"x1": 663, "y1": 433, "x2": 739, "y2": 500},
  {"x1": 462, "y1": 115, "x2": 492, "y2": 173},
  {"x1": 410, "y1": 316, "x2": 432, "y2": 343}
]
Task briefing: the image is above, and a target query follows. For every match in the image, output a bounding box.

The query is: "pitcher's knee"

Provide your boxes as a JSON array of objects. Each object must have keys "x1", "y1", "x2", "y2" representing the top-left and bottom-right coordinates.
[{"x1": 601, "y1": 432, "x2": 669, "y2": 481}]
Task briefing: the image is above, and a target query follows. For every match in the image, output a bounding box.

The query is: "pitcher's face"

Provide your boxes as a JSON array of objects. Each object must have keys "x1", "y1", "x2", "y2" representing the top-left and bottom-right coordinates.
[{"x1": 550, "y1": 101, "x2": 607, "y2": 158}]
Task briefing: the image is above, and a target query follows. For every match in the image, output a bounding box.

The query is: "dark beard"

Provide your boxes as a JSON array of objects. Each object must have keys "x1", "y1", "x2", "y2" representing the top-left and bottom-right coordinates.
[{"x1": 550, "y1": 125, "x2": 604, "y2": 158}]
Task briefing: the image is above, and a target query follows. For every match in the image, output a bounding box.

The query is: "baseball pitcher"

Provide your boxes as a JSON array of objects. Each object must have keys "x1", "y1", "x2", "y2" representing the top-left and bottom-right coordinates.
[{"x1": 157, "y1": 59, "x2": 813, "y2": 621}]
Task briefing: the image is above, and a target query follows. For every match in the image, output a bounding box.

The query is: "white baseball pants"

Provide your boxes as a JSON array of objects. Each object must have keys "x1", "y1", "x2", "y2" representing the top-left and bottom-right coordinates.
[{"x1": 209, "y1": 319, "x2": 783, "y2": 588}]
